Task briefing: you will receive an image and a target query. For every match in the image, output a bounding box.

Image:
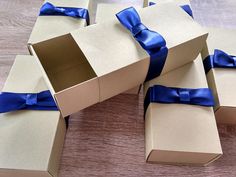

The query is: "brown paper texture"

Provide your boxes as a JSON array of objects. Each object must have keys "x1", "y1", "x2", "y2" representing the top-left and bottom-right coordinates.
[
  {"x1": 96, "y1": 3, "x2": 141, "y2": 95},
  {"x1": 31, "y1": 2, "x2": 208, "y2": 117},
  {"x1": 144, "y1": 57, "x2": 222, "y2": 165},
  {"x1": 201, "y1": 27, "x2": 236, "y2": 124},
  {"x1": 28, "y1": 0, "x2": 90, "y2": 46},
  {"x1": 95, "y1": 4, "x2": 140, "y2": 24},
  {"x1": 0, "y1": 56, "x2": 66, "y2": 177},
  {"x1": 143, "y1": 0, "x2": 191, "y2": 8}
]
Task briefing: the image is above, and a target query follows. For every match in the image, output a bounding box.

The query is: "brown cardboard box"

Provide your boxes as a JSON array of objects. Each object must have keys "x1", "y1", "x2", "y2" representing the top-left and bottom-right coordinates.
[
  {"x1": 30, "y1": 2, "x2": 208, "y2": 117},
  {"x1": 28, "y1": 0, "x2": 91, "y2": 47},
  {"x1": 144, "y1": 57, "x2": 222, "y2": 165},
  {"x1": 0, "y1": 56, "x2": 66, "y2": 177},
  {"x1": 95, "y1": 3, "x2": 141, "y2": 94},
  {"x1": 201, "y1": 28, "x2": 236, "y2": 124},
  {"x1": 143, "y1": 0, "x2": 191, "y2": 8}
]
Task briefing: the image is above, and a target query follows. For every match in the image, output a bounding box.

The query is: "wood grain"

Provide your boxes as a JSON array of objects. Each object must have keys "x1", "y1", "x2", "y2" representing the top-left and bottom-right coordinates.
[{"x1": 1, "y1": 0, "x2": 236, "y2": 177}]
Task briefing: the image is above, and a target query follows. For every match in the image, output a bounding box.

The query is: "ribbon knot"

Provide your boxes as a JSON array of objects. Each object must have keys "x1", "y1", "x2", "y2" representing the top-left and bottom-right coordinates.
[
  {"x1": 204, "y1": 49, "x2": 236, "y2": 73},
  {"x1": 144, "y1": 85, "x2": 214, "y2": 114},
  {"x1": 179, "y1": 89, "x2": 190, "y2": 102},
  {"x1": 131, "y1": 23, "x2": 147, "y2": 36},
  {"x1": 26, "y1": 94, "x2": 38, "y2": 106},
  {"x1": 0, "y1": 90, "x2": 58, "y2": 113},
  {"x1": 116, "y1": 7, "x2": 168, "y2": 81},
  {"x1": 39, "y1": 2, "x2": 90, "y2": 25}
]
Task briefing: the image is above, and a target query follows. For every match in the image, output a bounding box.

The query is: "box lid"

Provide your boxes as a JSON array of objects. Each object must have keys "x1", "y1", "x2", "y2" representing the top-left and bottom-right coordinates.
[
  {"x1": 28, "y1": 0, "x2": 90, "y2": 45},
  {"x1": 201, "y1": 28, "x2": 236, "y2": 108},
  {"x1": 95, "y1": 4, "x2": 141, "y2": 24},
  {"x1": 32, "y1": 2, "x2": 207, "y2": 117},
  {"x1": 144, "y1": 57, "x2": 222, "y2": 164},
  {"x1": 0, "y1": 56, "x2": 65, "y2": 176}
]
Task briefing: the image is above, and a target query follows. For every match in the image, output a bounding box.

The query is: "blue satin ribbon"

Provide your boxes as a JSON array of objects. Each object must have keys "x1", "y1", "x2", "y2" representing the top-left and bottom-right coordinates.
[
  {"x1": 116, "y1": 7, "x2": 168, "y2": 82},
  {"x1": 149, "y1": 2, "x2": 193, "y2": 18},
  {"x1": 144, "y1": 85, "x2": 214, "y2": 114},
  {"x1": 0, "y1": 90, "x2": 58, "y2": 113},
  {"x1": 39, "y1": 2, "x2": 90, "y2": 25},
  {"x1": 204, "y1": 49, "x2": 236, "y2": 73}
]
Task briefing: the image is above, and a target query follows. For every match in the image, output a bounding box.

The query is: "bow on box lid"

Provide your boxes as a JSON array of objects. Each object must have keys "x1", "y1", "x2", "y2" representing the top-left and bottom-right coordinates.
[
  {"x1": 204, "y1": 49, "x2": 236, "y2": 73},
  {"x1": 39, "y1": 2, "x2": 90, "y2": 25},
  {"x1": 116, "y1": 7, "x2": 168, "y2": 82},
  {"x1": 0, "y1": 90, "x2": 58, "y2": 113},
  {"x1": 144, "y1": 85, "x2": 215, "y2": 114}
]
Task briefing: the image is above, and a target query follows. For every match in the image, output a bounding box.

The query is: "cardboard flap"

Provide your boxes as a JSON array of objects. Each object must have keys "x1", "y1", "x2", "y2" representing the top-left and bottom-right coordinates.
[
  {"x1": 71, "y1": 2, "x2": 207, "y2": 77},
  {"x1": 28, "y1": 0, "x2": 90, "y2": 44}
]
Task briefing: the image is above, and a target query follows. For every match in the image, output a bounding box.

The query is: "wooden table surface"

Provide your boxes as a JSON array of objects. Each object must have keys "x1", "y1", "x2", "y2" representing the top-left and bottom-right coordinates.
[{"x1": 1, "y1": 0, "x2": 236, "y2": 176}]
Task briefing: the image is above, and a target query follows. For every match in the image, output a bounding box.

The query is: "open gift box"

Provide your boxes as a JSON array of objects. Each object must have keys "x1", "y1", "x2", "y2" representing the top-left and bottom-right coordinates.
[
  {"x1": 0, "y1": 56, "x2": 66, "y2": 177},
  {"x1": 28, "y1": 0, "x2": 91, "y2": 48},
  {"x1": 144, "y1": 56, "x2": 222, "y2": 165},
  {"x1": 201, "y1": 28, "x2": 236, "y2": 124},
  {"x1": 30, "y1": 2, "x2": 208, "y2": 117}
]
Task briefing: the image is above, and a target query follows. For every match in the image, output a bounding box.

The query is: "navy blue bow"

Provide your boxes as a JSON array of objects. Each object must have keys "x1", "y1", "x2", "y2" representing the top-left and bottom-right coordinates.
[
  {"x1": 0, "y1": 90, "x2": 58, "y2": 113},
  {"x1": 39, "y1": 2, "x2": 90, "y2": 25},
  {"x1": 204, "y1": 49, "x2": 236, "y2": 73},
  {"x1": 144, "y1": 85, "x2": 214, "y2": 114},
  {"x1": 116, "y1": 7, "x2": 168, "y2": 82},
  {"x1": 149, "y1": 2, "x2": 193, "y2": 18}
]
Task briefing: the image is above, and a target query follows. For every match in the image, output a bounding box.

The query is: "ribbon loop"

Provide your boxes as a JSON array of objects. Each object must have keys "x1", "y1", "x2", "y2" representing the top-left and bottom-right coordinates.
[
  {"x1": 144, "y1": 85, "x2": 214, "y2": 114},
  {"x1": 39, "y1": 2, "x2": 90, "y2": 25},
  {"x1": 0, "y1": 90, "x2": 58, "y2": 113},
  {"x1": 26, "y1": 94, "x2": 38, "y2": 106},
  {"x1": 179, "y1": 89, "x2": 190, "y2": 102},
  {"x1": 233, "y1": 57, "x2": 236, "y2": 66},
  {"x1": 131, "y1": 23, "x2": 147, "y2": 36},
  {"x1": 204, "y1": 49, "x2": 236, "y2": 73},
  {"x1": 116, "y1": 7, "x2": 168, "y2": 81}
]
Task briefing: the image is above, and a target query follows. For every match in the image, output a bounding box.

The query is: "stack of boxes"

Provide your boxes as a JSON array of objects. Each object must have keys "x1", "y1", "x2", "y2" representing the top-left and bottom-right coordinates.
[{"x1": 1, "y1": 0, "x2": 236, "y2": 176}]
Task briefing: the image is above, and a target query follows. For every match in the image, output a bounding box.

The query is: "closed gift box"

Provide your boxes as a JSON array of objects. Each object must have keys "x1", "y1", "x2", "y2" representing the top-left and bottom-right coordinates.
[
  {"x1": 28, "y1": 0, "x2": 91, "y2": 47},
  {"x1": 143, "y1": 0, "x2": 191, "y2": 8},
  {"x1": 96, "y1": 3, "x2": 141, "y2": 94},
  {"x1": 0, "y1": 55, "x2": 66, "y2": 177},
  {"x1": 144, "y1": 57, "x2": 222, "y2": 165},
  {"x1": 201, "y1": 28, "x2": 236, "y2": 124},
  {"x1": 30, "y1": 2, "x2": 208, "y2": 117}
]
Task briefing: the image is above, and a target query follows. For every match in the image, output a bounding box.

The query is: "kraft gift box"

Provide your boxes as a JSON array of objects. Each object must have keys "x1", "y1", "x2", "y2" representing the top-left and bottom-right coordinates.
[
  {"x1": 0, "y1": 55, "x2": 66, "y2": 177},
  {"x1": 201, "y1": 28, "x2": 236, "y2": 124},
  {"x1": 28, "y1": 0, "x2": 91, "y2": 48},
  {"x1": 96, "y1": 3, "x2": 141, "y2": 95},
  {"x1": 143, "y1": 0, "x2": 191, "y2": 8},
  {"x1": 144, "y1": 57, "x2": 222, "y2": 165},
  {"x1": 30, "y1": 2, "x2": 208, "y2": 117}
]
